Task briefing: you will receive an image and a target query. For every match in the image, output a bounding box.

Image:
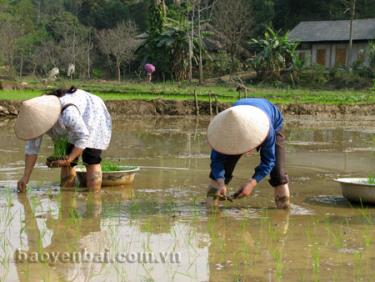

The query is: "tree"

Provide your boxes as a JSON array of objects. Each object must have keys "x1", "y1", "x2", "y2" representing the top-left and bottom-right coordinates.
[
  {"x1": 42, "y1": 11, "x2": 91, "y2": 77},
  {"x1": 251, "y1": 0, "x2": 275, "y2": 36},
  {"x1": 154, "y1": 24, "x2": 191, "y2": 81},
  {"x1": 136, "y1": 0, "x2": 166, "y2": 80},
  {"x1": 0, "y1": 15, "x2": 22, "y2": 73},
  {"x1": 97, "y1": 21, "x2": 140, "y2": 81},
  {"x1": 343, "y1": 0, "x2": 356, "y2": 68},
  {"x1": 369, "y1": 42, "x2": 375, "y2": 68},
  {"x1": 212, "y1": 0, "x2": 253, "y2": 75},
  {"x1": 78, "y1": 0, "x2": 131, "y2": 29},
  {"x1": 31, "y1": 40, "x2": 60, "y2": 75}
]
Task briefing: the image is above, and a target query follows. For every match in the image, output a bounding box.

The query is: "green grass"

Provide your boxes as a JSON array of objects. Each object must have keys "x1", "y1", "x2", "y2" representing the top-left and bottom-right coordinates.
[{"x1": 0, "y1": 80, "x2": 374, "y2": 105}]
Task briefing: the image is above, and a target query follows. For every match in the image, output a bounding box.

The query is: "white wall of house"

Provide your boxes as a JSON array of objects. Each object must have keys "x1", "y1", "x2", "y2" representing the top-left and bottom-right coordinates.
[
  {"x1": 349, "y1": 43, "x2": 369, "y2": 66},
  {"x1": 312, "y1": 44, "x2": 331, "y2": 68},
  {"x1": 300, "y1": 42, "x2": 370, "y2": 68}
]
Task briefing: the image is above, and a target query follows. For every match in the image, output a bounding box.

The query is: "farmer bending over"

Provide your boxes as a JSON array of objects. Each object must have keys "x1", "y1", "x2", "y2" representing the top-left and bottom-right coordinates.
[
  {"x1": 207, "y1": 98, "x2": 290, "y2": 209},
  {"x1": 15, "y1": 87, "x2": 112, "y2": 192}
]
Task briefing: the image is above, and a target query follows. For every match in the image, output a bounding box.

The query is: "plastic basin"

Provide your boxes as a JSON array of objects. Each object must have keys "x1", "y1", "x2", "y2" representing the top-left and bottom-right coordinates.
[
  {"x1": 76, "y1": 165, "x2": 140, "y2": 187},
  {"x1": 334, "y1": 178, "x2": 375, "y2": 204}
]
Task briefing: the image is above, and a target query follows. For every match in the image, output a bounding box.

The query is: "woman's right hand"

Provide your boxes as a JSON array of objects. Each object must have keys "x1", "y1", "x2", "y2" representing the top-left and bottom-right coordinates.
[
  {"x1": 18, "y1": 154, "x2": 38, "y2": 193},
  {"x1": 17, "y1": 176, "x2": 29, "y2": 193}
]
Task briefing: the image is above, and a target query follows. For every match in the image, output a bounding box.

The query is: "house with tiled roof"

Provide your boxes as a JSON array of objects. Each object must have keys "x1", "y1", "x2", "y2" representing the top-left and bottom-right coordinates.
[{"x1": 288, "y1": 18, "x2": 375, "y2": 68}]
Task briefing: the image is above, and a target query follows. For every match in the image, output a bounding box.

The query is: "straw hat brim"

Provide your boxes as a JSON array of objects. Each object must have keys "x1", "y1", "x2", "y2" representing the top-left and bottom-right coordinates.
[
  {"x1": 14, "y1": 96, "x2": 61, "y2": 140},
  {"x1": 207, "y1": 105, "x2": 270, "y2": 155}
]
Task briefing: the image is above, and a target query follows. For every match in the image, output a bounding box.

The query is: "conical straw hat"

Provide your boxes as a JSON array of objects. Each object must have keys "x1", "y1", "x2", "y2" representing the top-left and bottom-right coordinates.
[
  {"x1": 15, "y1": 96, "x2": 61, "y2": 140},
  {"x1": 207, "y1": 105, "x2": 270, "y2": 155}
]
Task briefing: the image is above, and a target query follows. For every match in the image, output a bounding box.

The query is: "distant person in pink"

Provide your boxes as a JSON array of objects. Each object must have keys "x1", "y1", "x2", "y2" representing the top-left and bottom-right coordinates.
[{"x1": 144, "y1": 63, "x2": 155, "y2": 82}]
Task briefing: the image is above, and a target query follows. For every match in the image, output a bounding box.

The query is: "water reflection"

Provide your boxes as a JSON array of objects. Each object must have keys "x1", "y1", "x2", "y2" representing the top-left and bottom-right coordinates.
[{"x1": 11, "y1": 189, "x2": 210, "y2": 282}]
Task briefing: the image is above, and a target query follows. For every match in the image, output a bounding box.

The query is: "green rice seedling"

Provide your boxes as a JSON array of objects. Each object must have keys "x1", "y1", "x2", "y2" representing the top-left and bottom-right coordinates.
[
  {"x1": 311, "y1": 245, "x2": 320, "y2": 281},
  {"x1": 262, "y1": 218, "x2": 279, "y2": 244},
  {"x1": 0, "y1": 202, "x2": 15, "y2": 281},
  {"x1": 362, "y1": 226, "x2": 372, "y2": 248},
  {"x1": 0, "y1": 248, "x2": 10, "y2": 282},
  {"x1": 206, "y1": 215, "x2": 218, "y2": 242},
  {"x1": 358, "y1": 205, "x2": 374, "y2": 249},
  {"x1": 368, "y1": 176, "x2": 375, "y2": 184},
  {"x1": 331, "y1": 227, "x2": 345, "y2": 249},
  {"x1": 5, "y1": 190, "x2": 13, "y2": 208},
  {"x1": 305, "y1": 224, "x2": 314, "y2": 245},
  {"x1": 68, "y1": 207, "x2": 82, "y2": 226},
  {"x1": 127, "y1": 201, "x2": 141, "y2": 220},
  {"x1": 358, "y1": 201, "x2": 374, "y2": 225},
  {"x1": 191, "y1": 195, "x2": 201, "y2": 218},
  {"x1": 0, "y1": 203, "x2": 15, "y2": 234},
  {"x1": 353, "y1": 251, "x2": 364, "y2": 281},
  {"x1": 30, "y1": 196, "x2": 39, "y2": 211},
  {"x1": 19, "y1": 213, "x2": 27, "y2": 248},
  {"x1": 323, "y1": 216, "x2": 345, "y2": 249},
  {"x1": 53, "y1": 137, "x2": 69, "y2": 157},
  {"x1": 165, "y1": 198, "x2": 177, "y2": 215},
  {"x1": 101, "y1": 160, "x2": 122, "y2": 172},
  {"x1": 271, "y1": 249, "x2": 283, "y2": 281}
]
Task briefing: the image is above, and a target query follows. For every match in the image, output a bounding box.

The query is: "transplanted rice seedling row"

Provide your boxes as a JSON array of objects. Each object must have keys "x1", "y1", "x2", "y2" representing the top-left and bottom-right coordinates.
[
  {"x1": 368, "y1": 176, "x2": 375, "y2": 184},
  {"x1": 0, "y1": 81, "x2": 374, "y2": 105}
]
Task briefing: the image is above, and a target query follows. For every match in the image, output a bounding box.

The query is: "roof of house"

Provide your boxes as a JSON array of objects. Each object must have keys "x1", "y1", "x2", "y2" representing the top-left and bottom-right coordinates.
[{"x1": 288, "y1": 18, "x2": 375, "y2": 42}]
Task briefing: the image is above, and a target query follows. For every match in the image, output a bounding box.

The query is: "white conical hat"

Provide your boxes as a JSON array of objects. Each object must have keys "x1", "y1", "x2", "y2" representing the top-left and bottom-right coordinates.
[
  {"x1": 14, "y1": 96, "x2": 61, "y2": 140},
  {"x1": 207, "y1": 105, "x2": 270, "y2": 155}
]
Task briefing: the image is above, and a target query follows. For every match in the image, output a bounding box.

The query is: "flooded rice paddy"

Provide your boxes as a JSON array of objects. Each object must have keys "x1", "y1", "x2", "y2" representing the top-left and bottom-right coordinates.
[{"x1": 0, "y1": 115, "x2": 375, "y2": 281}]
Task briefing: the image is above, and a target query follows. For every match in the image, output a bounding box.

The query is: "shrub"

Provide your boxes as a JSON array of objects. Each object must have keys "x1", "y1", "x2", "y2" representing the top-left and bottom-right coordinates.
[
  {"x1": 205, "y1": 51, "x2": 242, "y2": 77},
  {"x1": 369, "y1": 42, "x2": 375, "y2": 68},
  {"x1": 91, "y1": 68, "x2": 104, "y2": 79},
  {"x1": 327, "y1": 67, "x2": 372, "y2": 89},
  {"x1": 298, "y1": 64, "x2": 328, "y2": 88}
]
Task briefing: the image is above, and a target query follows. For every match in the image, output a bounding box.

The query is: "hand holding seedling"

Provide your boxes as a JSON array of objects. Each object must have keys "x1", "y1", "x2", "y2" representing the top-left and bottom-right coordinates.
[
  {"x1": 233, "y1": 179, "x2": 257, "y2": 199},
  {"x1": 46, "y1": 146, "x2": 82, "y2": 168},
  {"x1": 216, "y1": 180, "x2": 227, "y2": 198},
  {"x1": 214, "y1": 179, "x2": 233, "y2": 202},
  {"x1": 46, "y1": 157, "x2": 71, "y2": 168}
]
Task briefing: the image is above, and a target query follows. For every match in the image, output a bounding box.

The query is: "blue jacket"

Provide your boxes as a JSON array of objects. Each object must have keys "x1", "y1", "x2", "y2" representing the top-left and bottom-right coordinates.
[{"x1": 210, "y1": 98, "x2": 283, "y2": 183}]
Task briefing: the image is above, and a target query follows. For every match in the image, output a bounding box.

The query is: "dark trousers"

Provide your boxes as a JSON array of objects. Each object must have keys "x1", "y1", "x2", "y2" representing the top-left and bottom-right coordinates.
[
  {"x1": 66, "y1": 143, "x2": 102, "y2": 166},
  {"x1": 209, "y1": 132, "x2": 289, "y2": 187}
]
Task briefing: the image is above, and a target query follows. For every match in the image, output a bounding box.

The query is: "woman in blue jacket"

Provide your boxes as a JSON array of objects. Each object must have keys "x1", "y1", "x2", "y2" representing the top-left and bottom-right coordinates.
[{"x1": 207, "y1": 98, "x2": 290, "y2": 209}]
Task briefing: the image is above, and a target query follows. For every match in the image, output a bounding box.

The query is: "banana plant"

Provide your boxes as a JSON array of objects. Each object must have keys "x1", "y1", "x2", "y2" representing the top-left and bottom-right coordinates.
[{"x1": 249, "y1": 27, "x2": 299, "y2": 82}]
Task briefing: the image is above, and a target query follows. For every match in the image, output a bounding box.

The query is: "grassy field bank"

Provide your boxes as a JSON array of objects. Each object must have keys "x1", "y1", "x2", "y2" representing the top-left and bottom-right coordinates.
[{"x1": 0, "y1": 80, "x2": 374, "y2": 105}]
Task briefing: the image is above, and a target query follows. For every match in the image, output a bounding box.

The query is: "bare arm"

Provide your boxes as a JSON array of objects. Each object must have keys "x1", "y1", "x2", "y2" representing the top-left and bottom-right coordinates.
[
  {"x1": 17, "y1": 154, "x2": 38, "y2": 192},
  {"x1": 235, "y1": 178, "x2": 257, "y2": 198},
  {"x1": 66, "y1": 146, "x2": 83, "y2": 163}
]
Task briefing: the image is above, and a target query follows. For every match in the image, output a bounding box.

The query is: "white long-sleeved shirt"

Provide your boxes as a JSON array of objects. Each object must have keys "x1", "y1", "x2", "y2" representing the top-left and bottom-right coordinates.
[{"x1": 25, "y1": 89, "x2": 112, "y2": 155}]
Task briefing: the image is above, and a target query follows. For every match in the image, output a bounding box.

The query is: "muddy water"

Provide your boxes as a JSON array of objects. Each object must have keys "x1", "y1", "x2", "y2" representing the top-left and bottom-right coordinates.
[{"x1": 1, "y1": 115, "x2": 375, "y2": 281}]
